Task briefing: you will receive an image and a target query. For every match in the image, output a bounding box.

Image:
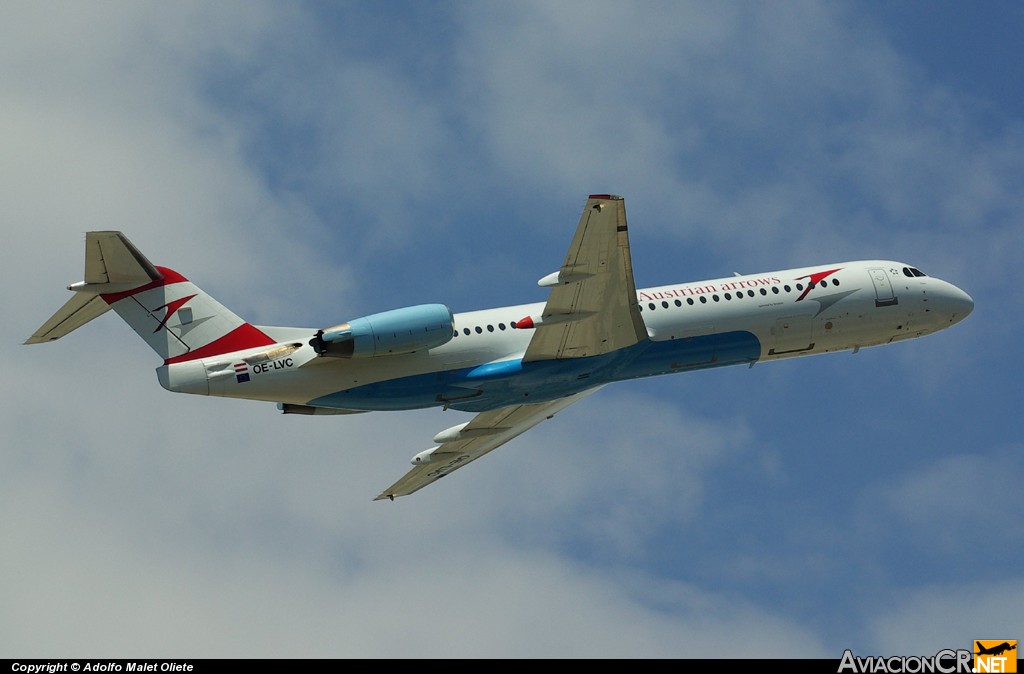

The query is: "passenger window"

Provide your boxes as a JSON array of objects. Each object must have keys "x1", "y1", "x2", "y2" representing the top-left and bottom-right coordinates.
[
  {"x1": 662, "y1": 301, "x2": 669, "y2": 309},
  {"x1": 487, "y1": 325, "x2": 494, "y2": 332},
  {"x1": 674, "y1": 299, "x2": 682, "y2": 307},
  {"x1": 463, "y1": 328, "x2": 471, "y2": 336},
  {"x1": 699, "y1": 296, "x2": 707, "y2": 304},
  {"x1": 687, "y1": 298, "x2": 694, "y2": 305},
  {"x1": 475, "y1": 326, "x2": 482, "y2": 334}
]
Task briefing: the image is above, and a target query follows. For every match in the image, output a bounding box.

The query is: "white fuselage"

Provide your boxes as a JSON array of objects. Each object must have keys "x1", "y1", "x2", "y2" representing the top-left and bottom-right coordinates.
[{"x1": 158, "y1": 260, "x2": 974, "y2": 413}]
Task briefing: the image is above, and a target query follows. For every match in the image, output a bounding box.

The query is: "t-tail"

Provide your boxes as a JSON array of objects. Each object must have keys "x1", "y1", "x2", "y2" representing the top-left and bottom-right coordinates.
[{"x1": 25, "y1": 231, "x2": 276, "y2": 363}]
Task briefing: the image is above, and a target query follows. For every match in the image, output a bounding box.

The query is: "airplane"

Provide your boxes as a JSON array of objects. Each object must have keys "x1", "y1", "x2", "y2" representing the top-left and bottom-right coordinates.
[
  {"x1": 976, "y1": 642, "x2": 1016, "y2": 657},
  {"x1": 25, "y1": 195, "x2": 974, "y2": 500}
]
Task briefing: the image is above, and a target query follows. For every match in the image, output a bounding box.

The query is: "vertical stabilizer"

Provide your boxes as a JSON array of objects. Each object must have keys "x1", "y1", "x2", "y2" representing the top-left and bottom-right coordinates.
[{"x1": 101, "y1": 267, "x2": 275, "y2": 363}]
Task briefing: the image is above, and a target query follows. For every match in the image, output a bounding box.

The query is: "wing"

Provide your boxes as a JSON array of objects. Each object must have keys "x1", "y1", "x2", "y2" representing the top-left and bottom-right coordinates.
[
  {"x1": 374, "y1": 387, "x2": 602, "y2": 501},
  {"x1": 521, "y1": 194, "x2": 647, "y2": 362}
]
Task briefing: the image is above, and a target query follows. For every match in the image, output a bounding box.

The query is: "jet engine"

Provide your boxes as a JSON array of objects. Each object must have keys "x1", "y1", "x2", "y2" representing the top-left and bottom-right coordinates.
[{"x1": 310, "y1": 303, "x2": 454, "y2": 358}]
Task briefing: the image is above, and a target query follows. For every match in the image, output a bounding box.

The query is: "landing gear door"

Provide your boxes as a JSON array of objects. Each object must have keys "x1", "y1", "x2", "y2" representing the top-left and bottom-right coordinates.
[
  {"x1": 868, "y1": 268, "x2": 898, "y2": 307},
  {"x1": 769, "y1": 315, "x2": 813, "y2": 355}
]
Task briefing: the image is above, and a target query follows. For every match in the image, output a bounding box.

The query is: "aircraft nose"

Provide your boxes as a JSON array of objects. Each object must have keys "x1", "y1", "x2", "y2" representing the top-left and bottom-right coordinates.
[{"x1": 940, "y1": 282, "x2": 974, "y2": 325}]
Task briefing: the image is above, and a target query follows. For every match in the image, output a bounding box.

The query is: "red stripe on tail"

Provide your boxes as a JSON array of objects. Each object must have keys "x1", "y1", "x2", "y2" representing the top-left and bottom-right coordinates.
[
  {"x1": 164, "y1": 324, "x2": 276, "y2": 365},
  {"x1": 100, "y1": 266, "x2": 189, "y2": 304}
]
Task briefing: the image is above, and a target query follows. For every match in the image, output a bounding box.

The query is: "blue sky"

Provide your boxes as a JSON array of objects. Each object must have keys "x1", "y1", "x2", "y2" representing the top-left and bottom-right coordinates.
[{"x1": 2, "y1": 1, "x2": 1021, "y2": 658}]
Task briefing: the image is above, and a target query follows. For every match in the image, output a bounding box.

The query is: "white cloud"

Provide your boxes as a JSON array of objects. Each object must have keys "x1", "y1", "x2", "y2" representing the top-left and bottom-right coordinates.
[
  {"x1": 448, "y1": 1, "x2": 1024, "y2": 285},
  {"x1": 855, "y1": 445, "x2": 1024, "y2": 556},
  {"x1": 2, "y1": 482, "x2": 833, "y2": 657},
  {"x1": 0, "y1": 2, "x2": 350, "y2": 327},
  {"x1": 866, "y1": 579, "x2": 1024, "y2": 656}
]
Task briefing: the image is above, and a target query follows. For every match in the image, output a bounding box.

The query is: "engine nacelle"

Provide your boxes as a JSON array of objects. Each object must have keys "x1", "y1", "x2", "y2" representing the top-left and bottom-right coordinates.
[
  {"x1": 310, "y1": 303, "x2": 454, "y2": 358},
  {"x1": 411, "y1": 447, "x2": 440, "y2": 464},
  {"x1": 433, "y1": 422, "x2": 504, "y2": 443}
]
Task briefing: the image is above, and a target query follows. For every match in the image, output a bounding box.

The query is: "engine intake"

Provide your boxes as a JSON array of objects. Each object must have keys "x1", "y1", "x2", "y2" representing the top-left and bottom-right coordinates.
[{"x1": 310, "y1": 303, "x2": 454, "y2": 358}]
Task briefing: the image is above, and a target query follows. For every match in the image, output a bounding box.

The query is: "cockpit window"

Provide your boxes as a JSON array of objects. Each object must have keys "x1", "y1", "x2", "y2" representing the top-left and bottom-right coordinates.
[{"x1": 903, "y1": 267, "x2": 928, "y2": 278}]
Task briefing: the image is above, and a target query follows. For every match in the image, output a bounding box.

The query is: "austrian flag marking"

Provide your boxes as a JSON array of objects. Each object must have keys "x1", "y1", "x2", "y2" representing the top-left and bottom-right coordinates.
[{"x1": 234, "y1": 362, "x2": 250, "y2": 383}]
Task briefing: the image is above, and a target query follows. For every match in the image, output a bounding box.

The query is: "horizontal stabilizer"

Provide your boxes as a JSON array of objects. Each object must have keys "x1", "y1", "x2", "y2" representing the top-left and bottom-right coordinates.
[
  {"x1": 84, "y1": 231, "x2": 162, "y2": 285},
  {"x1": 25, "y1": 231, "x2": 163, "y2": 344},
  {"x1": 24, "y1": 293, "x2": 111, "y2": 344}
]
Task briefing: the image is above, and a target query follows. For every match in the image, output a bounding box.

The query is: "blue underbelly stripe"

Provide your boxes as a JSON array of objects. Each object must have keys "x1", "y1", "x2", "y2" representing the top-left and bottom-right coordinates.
[{"x1": 307, "y1": 331, "x2": 761, "y2": 412}]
